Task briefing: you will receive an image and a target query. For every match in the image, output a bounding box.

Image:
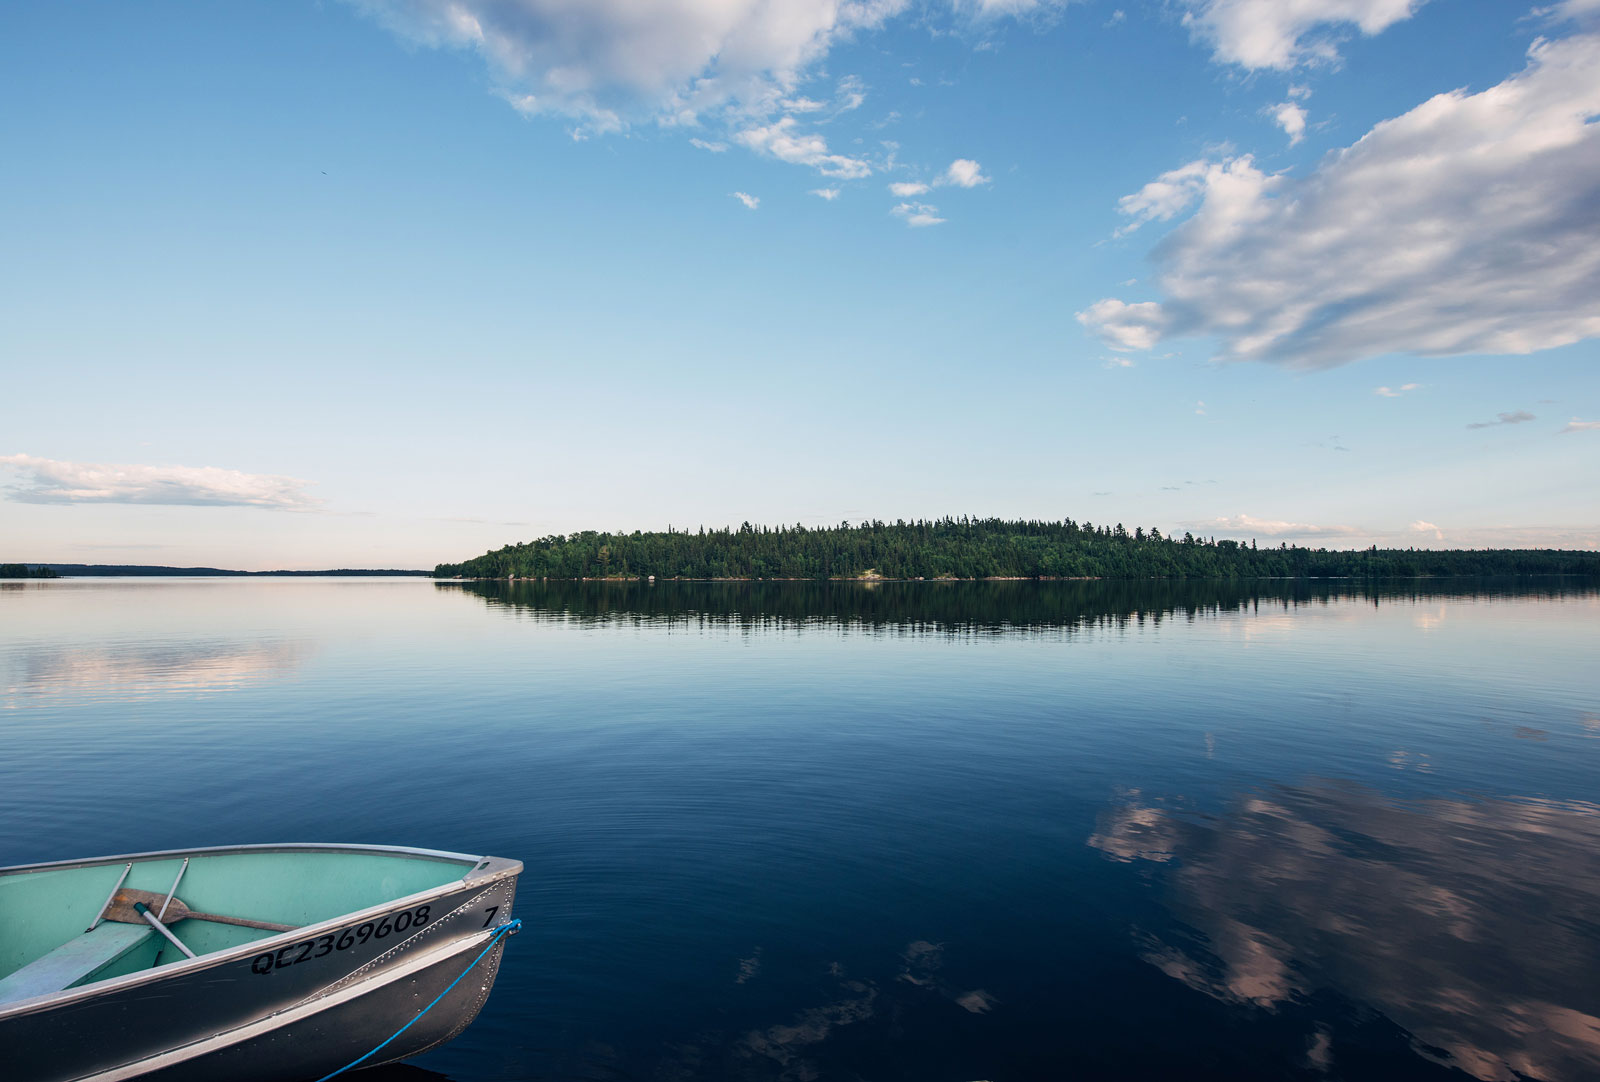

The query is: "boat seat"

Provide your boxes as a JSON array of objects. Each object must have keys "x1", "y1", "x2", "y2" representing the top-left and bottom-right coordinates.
[{"x1": 0, "y1": 923, "x2": 153, "y2": 1005}]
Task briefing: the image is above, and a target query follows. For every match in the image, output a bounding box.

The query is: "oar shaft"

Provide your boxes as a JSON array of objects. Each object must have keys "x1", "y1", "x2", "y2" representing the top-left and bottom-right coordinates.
[
  {"x1": 134, "y1": 902, "x2": 198, "y2": 960},
  {"x1": 187, "y1": 910, "x2": 297, "y2": 933}
]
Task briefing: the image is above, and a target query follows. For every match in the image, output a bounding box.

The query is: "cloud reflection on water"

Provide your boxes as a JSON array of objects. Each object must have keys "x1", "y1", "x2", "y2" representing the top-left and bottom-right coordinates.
[
  {"x1": 2, "y1": 639, "x2": 308, "y2": 705},
  {"x1": 1090, "y1": 783, "x2": 1600, "y2": 1081},
  {"x1": 654, "y1": 938, "x2": 1002, "y2": 1081}
]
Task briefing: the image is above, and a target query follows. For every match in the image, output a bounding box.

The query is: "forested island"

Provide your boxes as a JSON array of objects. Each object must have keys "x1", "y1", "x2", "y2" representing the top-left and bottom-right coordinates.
[{"x1": 433, "y1": 518, "x2": 1600, "y2": 580}]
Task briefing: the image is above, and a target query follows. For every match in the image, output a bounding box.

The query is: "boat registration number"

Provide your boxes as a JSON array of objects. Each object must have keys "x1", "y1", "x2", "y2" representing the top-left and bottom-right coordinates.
[{"x1": 250, "y1": 903, "x2": 434, "y2": 974}]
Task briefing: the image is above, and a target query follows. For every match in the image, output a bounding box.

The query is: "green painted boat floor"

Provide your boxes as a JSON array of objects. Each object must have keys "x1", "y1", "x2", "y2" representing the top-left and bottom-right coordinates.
[{"x1": 0, "y1": 849, "x2": 477, "y2": 1000}]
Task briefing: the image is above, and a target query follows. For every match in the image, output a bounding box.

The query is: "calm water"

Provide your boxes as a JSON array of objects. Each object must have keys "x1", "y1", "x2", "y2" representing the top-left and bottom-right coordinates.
[{"x1": 3, "y1": 577, "x2": 1598, "y2": 1082}]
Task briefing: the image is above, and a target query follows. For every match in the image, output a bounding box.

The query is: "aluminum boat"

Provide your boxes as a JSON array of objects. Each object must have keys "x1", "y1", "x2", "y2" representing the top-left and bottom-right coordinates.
[{"x1": 0, "y1": 843, "x2": 522, "y2": 1081}]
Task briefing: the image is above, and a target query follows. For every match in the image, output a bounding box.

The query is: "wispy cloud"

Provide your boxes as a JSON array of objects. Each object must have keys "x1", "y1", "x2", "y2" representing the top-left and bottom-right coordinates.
[
  {"x1": 809, "y1": 187, "x2": 841, "y2": 200},
  {"x1": 1466, "y1": 410, "x2": 1535, "y2": 429},
  {"x1": 1108, "y1": 158, "x2": 1213, "y2": 237},
  {"x1": 1561, "y1": 417, "x2": 1600, "y2": 433},
  {"x1": 891, "y1": 201, "x2": 945, "y2": 227},
  {"x1": 1078, "y1": 299, "x2": 1168, "y2": 351},
  {"x1": 433, "y1": 516, "x2": 533, "y2": 527},
  {"x1": 689, "y1": 137, "x2": 727, "y2": 152},
  {"x1": 1203, "y1": 513, "x2": 1361, "y2": 538},
  {"x1": 1375, "y1": 383, "x2": 1421, "y2": 397},
  {"x1": 888, "y1": 181, "x2": 929, "y2": 197},
  {"x1": 834, "y1": 74, "x2": 867, "y2": 112},
  {"x1": 734, "y1": 118, "x2": 871, "y2": 178},
  {"x1": 0, "y1": 454, "x2": 320, "y2": 510},
  {"x1": 731, "y1": 191, "x2": 760, "y2": 209},
  {"x1": 1410, "y1": 520, "x2": 1444, "y2": 541}
]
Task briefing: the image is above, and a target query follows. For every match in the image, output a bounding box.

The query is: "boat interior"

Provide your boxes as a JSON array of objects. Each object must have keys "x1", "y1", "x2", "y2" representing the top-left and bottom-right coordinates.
[{"x1": 0, "y1": 848, "x2": 478, "y2": 1007}]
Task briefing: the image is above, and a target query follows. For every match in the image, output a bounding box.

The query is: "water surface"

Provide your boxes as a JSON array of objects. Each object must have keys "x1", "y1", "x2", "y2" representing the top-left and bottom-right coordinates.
[{"x1": 2, "y1": 578, "x2": 1597, "y2": 1081}]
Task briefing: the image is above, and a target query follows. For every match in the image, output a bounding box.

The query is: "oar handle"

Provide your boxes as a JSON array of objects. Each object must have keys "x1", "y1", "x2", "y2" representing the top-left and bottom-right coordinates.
[
  {"x1": 187, "y1": 911, "x2": 298, "y2": 933},
  {"x1": 134, "y1": 902, "x2": 198, "y2": 960}
]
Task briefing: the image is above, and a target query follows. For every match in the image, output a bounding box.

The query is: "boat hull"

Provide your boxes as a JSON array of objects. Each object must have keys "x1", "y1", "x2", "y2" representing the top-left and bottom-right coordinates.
[{"x1": 0, "y1": 845, "x2": 521, "y2": 1082}]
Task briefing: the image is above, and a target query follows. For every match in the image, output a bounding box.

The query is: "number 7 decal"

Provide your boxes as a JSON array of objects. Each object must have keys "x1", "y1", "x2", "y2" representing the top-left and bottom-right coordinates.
[{"x1": 482, "y1": 905, "x2": 500, "y2": 928}]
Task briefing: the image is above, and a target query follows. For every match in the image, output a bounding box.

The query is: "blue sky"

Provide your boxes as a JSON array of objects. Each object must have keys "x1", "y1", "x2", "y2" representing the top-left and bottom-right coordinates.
[{"x1": 2, "y1": 0, "x2": 1596, "y2": 569}]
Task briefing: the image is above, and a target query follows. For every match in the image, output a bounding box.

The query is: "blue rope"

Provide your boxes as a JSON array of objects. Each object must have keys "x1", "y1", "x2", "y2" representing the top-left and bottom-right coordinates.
[{"x1": 312, "y1": 918, "x2": 523, "y2": 1082}]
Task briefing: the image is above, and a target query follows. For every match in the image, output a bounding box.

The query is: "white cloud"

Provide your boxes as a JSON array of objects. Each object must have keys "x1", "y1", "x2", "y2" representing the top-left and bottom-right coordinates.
[
  {"x1": 889, "y1": 160, "x2": 987, "y2": 198},
  {"x1": 1183, "y1": 0, "x2": 1425, "y2": 70},
  {"x1": 961, "y1": 0, "x2": 1064, "y2": 13},
  {"x1": 1193, "y1": 517, "x2": 1599, "y2": 549},
  {"x1": 1203, "y1": 513, "x2": 1361, "y2": 537},
  {"x1": 891, "y1": 201, "x2": 946, "y2": 227},
  {"x1": 1111, "y1": 158, "x2": 1214, "y2": 235},
  {"x1": 1076, "y1": 299, "x2": 1169, "y2": 351},
  {"x1": 732, "y1": 191, "x2": 760, "y2": 209},
  {"x1": 1268, "y1": 100, "x2": 1308, "y2": 144},
  {"x1": 1561, "y1": 417, "x2": 1600, "y2": 432},
  {"x1": 1374, "y1": 383, "x2": 1421, "y2": 396},
  {"x1": 734, "y1": 117, "x2": 872, "y2": 177},
  {"x1": 835, "y1": 74, "x2": 868, "y2": 112},
  {"x1": 1466, "y1": 410, "x2": 1535, "y2": 429},
  {"x1": 942, "y1": 158, "x2": 990, "y2": 187},
  {"x1": 810, "y1": 187, "x2": 841, "y2": 200},
  {"x1": 1539, "y1": 0, "x2": 1600, "y2": 24},
  {"x1": 349, "y1": 3, "x2": 1067, "y2": 197},
  {"x1": 1103, "y1": 356, "x2": 1136, "y2": 369},
  {"x1": 352, "y1": 0, "x2": 910, "y2": 128},
  {"x1": 1082, "y1": 34, "x2": 1600, "y2": 368},
  {"x1": 0, "y1": 454, "x2": 320, "y2": 510},
  {"x1": 1194, "y1": 400, "x2": 1207, "y2": 415}
]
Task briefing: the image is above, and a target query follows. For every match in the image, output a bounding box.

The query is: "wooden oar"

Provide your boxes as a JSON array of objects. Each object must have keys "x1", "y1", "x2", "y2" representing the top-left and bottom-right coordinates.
[
  {"x1": 132, "y1": 901, "x2": 197, "y2": 959},
  {"x1": 102, "y1": 887, "x2": 298, "y2": 934}
]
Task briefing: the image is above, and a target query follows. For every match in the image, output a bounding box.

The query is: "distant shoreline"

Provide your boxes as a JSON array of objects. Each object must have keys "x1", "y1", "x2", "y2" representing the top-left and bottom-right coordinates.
[{"x1": 4, "y1": 564, "x2": 431, "y2": 578}]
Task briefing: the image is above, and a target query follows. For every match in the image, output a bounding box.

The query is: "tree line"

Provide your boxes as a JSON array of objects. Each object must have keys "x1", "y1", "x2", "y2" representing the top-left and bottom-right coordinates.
[
  {"x1": 0, "y1": 564, "x2": 59, "y2": 578},
  {"x1": 433, "y1": 517, "x2": 1600, "y2": 580}
]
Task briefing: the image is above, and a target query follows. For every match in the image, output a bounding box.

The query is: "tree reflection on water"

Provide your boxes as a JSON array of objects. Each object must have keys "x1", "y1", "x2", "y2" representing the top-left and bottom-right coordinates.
[{"x1": 445, "y1": 577, "x2": 1596, "y2": 636}]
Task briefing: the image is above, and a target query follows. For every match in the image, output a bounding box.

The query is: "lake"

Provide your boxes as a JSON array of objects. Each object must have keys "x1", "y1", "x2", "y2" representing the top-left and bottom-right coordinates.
[{"x1": 2, "y1": 577, "x2": 1597, "y2": 1081}]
